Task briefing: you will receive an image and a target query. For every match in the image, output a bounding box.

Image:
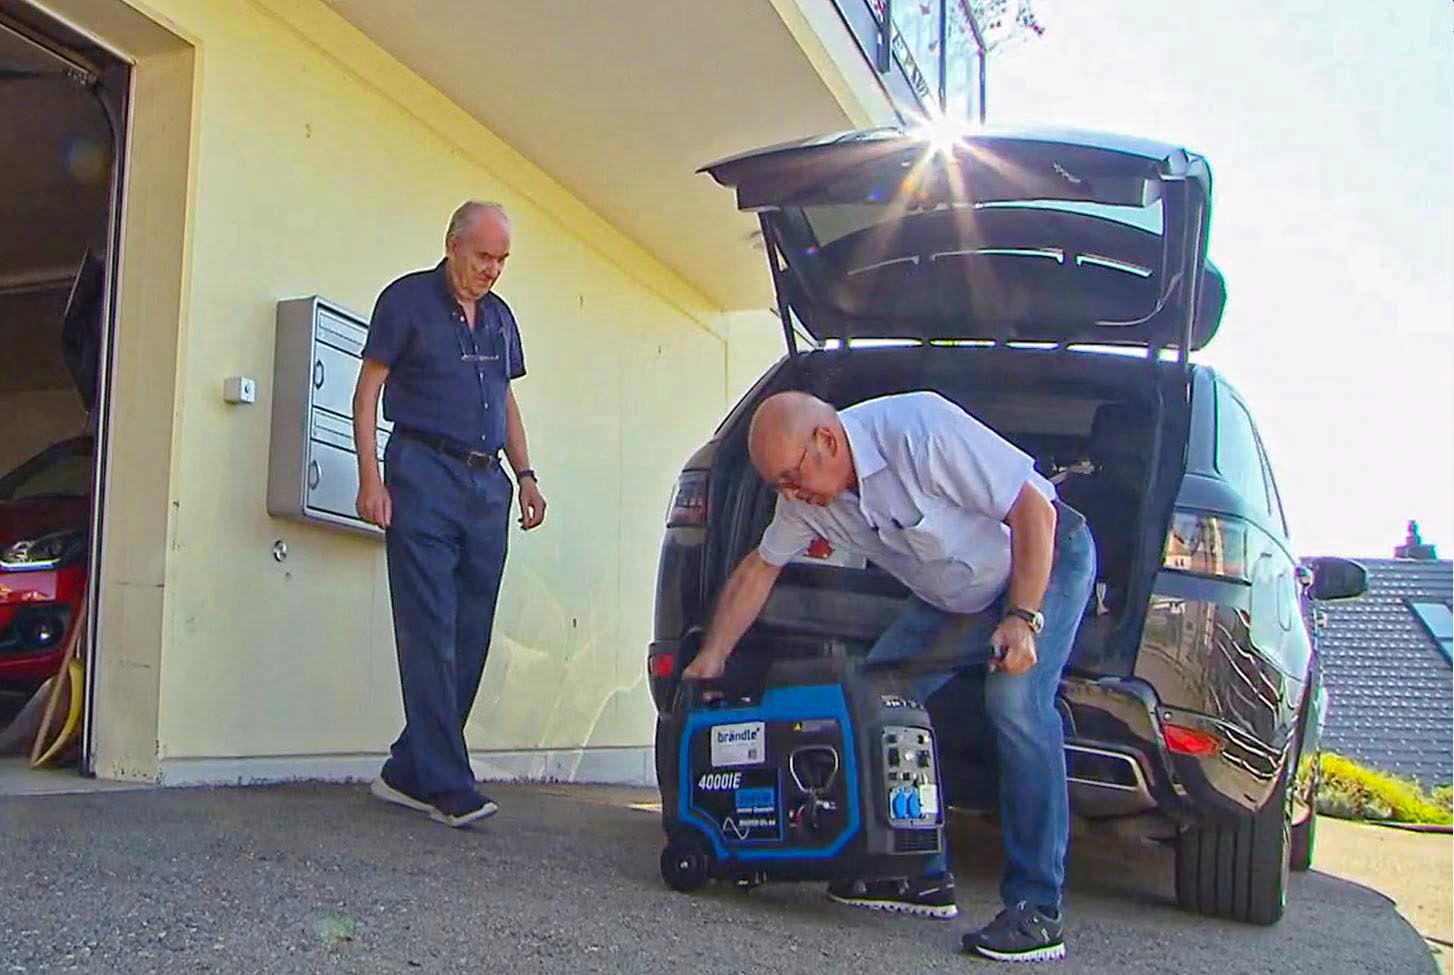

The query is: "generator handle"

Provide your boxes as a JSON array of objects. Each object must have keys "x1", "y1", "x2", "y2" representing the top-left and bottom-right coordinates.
[{"x1": 675, "y1": 675, "x2": 757, "y2": 713}]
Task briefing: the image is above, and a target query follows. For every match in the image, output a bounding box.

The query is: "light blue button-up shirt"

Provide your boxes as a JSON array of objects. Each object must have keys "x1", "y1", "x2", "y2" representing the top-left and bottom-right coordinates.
[{"x1": 757, "y1": 391, "x2": 1055, "y2": 614}]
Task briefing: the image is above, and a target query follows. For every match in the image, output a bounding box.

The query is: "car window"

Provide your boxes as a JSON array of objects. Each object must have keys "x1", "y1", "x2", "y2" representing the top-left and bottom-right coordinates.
[
  {"x1": 801, "y1": 198, "x2": 1164, "y2": 248},
  {"x1": 981, "y1": 198, "x2": 1164, "y2": 234},
  {"x1": 1215, "y1": 384, "x2": 1273, "y2": 521},
  {"x1": 0, "y1": 445, "x2": 93, "y2": 502},
  {"x1": 1257, "y1": 440, "x2": 1291, "y2": 539}
]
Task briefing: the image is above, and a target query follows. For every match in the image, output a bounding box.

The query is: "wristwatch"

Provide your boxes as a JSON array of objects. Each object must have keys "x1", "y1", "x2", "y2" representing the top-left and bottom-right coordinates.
[
  {"x1": 515, "y1": 468, "x2": 537, "y2": 484},
  {"x1": 1005, "y1": 606, "x2": 1044, "y2": 634}
]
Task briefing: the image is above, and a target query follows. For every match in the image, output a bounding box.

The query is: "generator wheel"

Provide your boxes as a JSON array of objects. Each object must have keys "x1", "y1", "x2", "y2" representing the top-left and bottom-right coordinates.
[{"x1": 660, "y1": 832, "x2": 710, "y2": 893}]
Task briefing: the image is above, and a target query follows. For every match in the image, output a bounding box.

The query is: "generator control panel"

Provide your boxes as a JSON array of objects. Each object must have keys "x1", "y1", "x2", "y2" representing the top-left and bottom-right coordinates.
[{"x1": 882, "y1": 725, "x2": 940, "y2": 827}]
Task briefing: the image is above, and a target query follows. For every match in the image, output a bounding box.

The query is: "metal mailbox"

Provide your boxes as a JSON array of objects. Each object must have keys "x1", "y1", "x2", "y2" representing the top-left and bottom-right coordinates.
[{"x1": 266, "y1": 296, "x2": 391, "y2": 537}]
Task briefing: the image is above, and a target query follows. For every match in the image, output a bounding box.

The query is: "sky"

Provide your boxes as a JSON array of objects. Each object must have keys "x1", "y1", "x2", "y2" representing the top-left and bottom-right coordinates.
[{"x1": 988, "y1": 0, "x2": 1453, "y2": 558}]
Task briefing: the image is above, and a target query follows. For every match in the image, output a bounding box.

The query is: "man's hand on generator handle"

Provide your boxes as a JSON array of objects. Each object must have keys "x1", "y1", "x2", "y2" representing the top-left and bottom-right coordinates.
[{"x1": 682, "y1": 649, "x2": 728, "y2": 682}]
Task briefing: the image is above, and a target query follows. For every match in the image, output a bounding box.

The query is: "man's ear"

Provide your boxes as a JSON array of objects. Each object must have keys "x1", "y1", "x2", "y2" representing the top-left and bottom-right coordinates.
[{"x1": 815, "y1": 424, "x2": 839, "y2": 456}]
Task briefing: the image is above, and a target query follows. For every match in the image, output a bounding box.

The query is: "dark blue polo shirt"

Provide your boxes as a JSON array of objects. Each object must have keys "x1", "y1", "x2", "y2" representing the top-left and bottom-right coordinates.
[{"x1": 362, "y1": 261, "x2": 526, "y2": 452}]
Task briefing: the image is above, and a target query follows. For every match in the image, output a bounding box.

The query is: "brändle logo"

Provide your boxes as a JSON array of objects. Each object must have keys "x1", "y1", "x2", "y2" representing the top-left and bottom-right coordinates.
[{"x1": 715, "y1": 726, "x2": 761, "y2": 744}]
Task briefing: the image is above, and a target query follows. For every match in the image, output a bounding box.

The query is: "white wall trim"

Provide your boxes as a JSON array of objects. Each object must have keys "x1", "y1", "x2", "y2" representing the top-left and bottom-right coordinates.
[{"x1": 157, "y1": 746, "x2": 656, "y2": 789}]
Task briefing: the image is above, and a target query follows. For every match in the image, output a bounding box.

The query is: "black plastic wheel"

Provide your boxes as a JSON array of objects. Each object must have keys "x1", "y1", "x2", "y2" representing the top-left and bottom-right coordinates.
[{"x1": 660, "y1": 833, "x2": 710, "y2": 893}]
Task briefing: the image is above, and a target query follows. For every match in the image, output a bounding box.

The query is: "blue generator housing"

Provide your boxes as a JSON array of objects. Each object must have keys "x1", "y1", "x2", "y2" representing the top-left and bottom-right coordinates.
[{"x1": 657, "y1": 656, "x2": 945, "y2": 891}]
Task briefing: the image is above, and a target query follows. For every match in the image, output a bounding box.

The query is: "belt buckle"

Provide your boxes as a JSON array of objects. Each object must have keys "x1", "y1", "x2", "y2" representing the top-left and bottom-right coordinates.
[{"x1": 465, "y1": 450, "x2": 492, "y2": 469}]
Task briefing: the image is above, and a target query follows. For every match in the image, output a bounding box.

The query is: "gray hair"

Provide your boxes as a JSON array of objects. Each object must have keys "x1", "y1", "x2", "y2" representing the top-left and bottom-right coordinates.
[{"x1": 446, "y1": 200, "x2": 510, "y2": 242}]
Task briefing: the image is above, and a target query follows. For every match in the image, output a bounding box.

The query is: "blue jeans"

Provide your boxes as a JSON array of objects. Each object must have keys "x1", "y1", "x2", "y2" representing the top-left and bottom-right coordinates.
[
  {"x1": 380, "y1": 434, "x2": 511, "y2": 801},
  {"x1": 866, "y1": 523, "x2": 1096, "y2": 910}
]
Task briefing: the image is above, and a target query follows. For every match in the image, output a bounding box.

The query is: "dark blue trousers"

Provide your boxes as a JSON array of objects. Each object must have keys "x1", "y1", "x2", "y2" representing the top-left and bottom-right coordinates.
[{"x1": 380, "y1": 434, "x2": 511, "y2": 801}]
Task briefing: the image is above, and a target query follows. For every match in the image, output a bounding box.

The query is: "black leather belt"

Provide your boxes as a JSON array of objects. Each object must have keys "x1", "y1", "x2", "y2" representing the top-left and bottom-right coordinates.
[{"x1": 395, "y1": 427, "x2": 499, "y2": 469}]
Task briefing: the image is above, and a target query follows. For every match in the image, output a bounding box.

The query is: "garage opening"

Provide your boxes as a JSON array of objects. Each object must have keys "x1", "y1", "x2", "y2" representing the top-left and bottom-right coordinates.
[{"x1": 0, "y1": 6, "x2": 128, "y2": 787}]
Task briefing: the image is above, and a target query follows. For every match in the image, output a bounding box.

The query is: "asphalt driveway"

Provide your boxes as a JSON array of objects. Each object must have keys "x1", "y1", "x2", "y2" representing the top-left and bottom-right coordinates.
[{"x1": 0, "y1": 782, "x2": 1438, "y2": 973}]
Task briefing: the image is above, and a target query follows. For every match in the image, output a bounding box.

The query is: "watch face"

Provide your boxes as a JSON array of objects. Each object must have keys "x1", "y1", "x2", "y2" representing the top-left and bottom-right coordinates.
[{"x1": 1010, "y1": 608, "x2": 1043, "y2": 633}]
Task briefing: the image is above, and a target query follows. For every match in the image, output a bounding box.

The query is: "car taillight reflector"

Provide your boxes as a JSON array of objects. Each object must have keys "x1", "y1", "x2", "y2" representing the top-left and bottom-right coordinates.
[
  {"x1": 1163, "y1": 723, "x2": 1221, "y2": 757},
  {"x1": 648, "y1": 653, "x2": 675, "y2": 679},
  {"x1": 1162, "y1": 510, "x2": 1249, "y2": 583},
  {"x1": 666, "y1": 471, "x2": 709, "y2": 528}
]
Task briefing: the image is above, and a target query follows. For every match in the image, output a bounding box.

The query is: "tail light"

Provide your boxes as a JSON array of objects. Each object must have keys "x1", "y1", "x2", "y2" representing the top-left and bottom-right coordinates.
[
  {"x1": 666, "y1": 471, "x2": 709, "y2": 528},
  {"x1": 648, "y1": 653, "x2": 675, "y2": 679},
  {"x1": 1162, "y1": 510, "x2": 1249, "y2": 583},
  {"x1": 1163, "y1": 723, "x2": 1221, "y2": 757}
]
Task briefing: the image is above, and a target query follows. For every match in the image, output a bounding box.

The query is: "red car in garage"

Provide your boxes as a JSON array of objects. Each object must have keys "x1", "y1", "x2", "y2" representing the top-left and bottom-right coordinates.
[{"x1": 0, "y1": 436, "x2": 92, "y2": 686}]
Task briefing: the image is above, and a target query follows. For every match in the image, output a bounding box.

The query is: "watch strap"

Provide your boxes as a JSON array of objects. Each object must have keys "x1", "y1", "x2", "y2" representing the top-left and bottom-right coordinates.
[{"x1": 1005, "y1": 606, "x2": 1043, "y2": 633}]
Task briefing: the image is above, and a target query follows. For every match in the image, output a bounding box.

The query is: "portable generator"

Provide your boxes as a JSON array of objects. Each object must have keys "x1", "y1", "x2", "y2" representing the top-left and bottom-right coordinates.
[{"x1": 656, "y1": 655, "x2": 945, "y2": 892}]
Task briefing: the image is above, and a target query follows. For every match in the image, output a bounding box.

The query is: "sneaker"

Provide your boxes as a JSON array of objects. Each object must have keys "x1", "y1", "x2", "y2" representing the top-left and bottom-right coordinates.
[
  {"x1": 827, "y1": 873, "x2": 958, "y2": 919},
  {"x1": 369, "y1": 772, "x2": 432, "y2": 814},
  {"x1": 428, "y1": 789, "x2": 499, "y2": 828},
  {"x1": 961, "y1": 901, "x2": 1066, "y2": 963}
]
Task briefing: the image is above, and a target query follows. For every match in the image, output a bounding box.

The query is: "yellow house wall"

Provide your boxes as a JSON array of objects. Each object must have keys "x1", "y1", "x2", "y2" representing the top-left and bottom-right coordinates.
[{"x1": 55, "y1": 0, "x2": 791, "y2": 777}]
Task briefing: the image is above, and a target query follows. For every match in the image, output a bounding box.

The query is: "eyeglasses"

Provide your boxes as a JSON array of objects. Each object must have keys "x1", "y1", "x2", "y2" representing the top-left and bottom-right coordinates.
[
  {"x1": 456, "y1": 322, "x2": 505, "y2": 365},
  {"x1": 776, "y1": 443, "x2": 811, "y2": 491}
]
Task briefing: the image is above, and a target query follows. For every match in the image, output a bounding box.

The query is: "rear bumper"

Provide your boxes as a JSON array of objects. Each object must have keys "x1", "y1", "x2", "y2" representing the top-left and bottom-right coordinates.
[
  {"x1": 1060, "y1": 674, "x2": 1286, "y2": 825},
  {"x1": 1059, "y1": 675, "x2": 1190, "y2": 821}
]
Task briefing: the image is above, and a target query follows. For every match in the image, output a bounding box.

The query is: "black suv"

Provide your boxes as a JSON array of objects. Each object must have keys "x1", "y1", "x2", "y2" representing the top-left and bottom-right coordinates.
[{"x1": 647, "y1": 128, "x2": 1366, "y2": 925}]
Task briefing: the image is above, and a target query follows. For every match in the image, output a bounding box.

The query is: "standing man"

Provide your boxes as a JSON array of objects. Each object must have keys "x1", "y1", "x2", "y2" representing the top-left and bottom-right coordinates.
[
  {"x1": 682, "y1": 390, "x2": 1095, "y2": 964},
  {"x1": 352, "y1": 200, "x2": 546, "y2": 827}
]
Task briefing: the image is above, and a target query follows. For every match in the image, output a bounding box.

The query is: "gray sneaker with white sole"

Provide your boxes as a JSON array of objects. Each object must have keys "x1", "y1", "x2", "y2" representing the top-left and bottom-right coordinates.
[
  {"x1": 827, "y1": 873, "x2": 959, "y2": 919},
  {"x1": 961, "y1": 901, "x2": 1066, "y2": 963}
]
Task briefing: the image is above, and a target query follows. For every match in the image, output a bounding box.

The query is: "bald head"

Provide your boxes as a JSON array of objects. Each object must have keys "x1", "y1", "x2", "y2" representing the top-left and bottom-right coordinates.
[
  {"x1": 749, "y1": 392, "x2": 832, "y2": 470},
  {"x1": 749, "y1": 392, "x2": 854, "y2": 506}
]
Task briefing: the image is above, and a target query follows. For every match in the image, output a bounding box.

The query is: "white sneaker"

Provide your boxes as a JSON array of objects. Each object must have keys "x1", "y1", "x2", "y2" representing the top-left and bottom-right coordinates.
[
  {"x1": 369, "y1": 774, "x2": 432, "y2": 814},
  {"x1": 427, "y1": 791, "x2": 499, "y2": 828}
]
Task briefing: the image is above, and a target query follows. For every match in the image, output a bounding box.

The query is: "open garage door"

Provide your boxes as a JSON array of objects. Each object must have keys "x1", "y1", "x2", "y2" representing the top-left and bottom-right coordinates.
[{"x1": 0, "y1": 3, "x2": 129, "y2": 778}]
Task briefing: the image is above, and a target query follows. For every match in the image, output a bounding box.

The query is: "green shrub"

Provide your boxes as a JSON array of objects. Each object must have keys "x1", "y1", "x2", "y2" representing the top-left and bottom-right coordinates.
[
  {"x1": 1315, "y1": 753, "x2": 1452, "y2": 825},
  {"x1": 1433, "y1": 785, "x2": 1453, "y2": 815}
]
